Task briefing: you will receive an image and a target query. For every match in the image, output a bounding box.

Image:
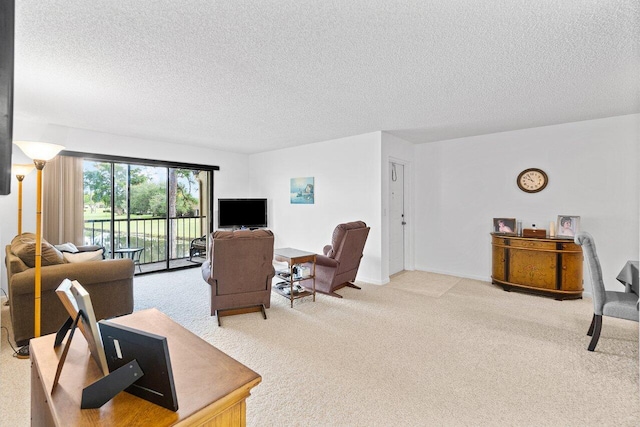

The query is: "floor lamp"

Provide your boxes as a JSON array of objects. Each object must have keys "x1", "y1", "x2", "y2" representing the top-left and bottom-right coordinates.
[
  {"x1": 4, "y1": 164, "x2": 35, "y2": 310},
  {"x1": 14, "y1": 141, "x2": 64, "y2": 356},
  {"x1": 12, "y1": 163, "x2": 35, "y2": 235}
]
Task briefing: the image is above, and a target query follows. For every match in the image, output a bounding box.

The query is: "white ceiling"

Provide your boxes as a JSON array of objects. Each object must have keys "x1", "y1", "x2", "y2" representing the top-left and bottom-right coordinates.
[{"x1": 13, "y1": 1, "x2": 640, "y2": 154}]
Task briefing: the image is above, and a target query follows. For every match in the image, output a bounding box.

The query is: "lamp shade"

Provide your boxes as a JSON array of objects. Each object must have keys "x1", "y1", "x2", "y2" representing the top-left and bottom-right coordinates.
[
  {"x1": 14, "y1": 141, "x2": 65, "y2": 161},
  {"x1": 12, "y1": 163, "x2": 35, "y2": 177}
]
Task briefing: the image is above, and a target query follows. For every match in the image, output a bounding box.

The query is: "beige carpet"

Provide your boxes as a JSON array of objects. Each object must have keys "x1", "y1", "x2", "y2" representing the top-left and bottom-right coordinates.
[{"x1": 1, "y1": 269, "x2": 638, "y2": 426}]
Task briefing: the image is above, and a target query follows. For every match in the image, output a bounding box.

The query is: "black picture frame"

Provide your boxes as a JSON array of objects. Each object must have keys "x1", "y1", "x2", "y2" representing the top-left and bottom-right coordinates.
[{"x1": 99, "y1": 320, "x2": 179, "y2": 412}]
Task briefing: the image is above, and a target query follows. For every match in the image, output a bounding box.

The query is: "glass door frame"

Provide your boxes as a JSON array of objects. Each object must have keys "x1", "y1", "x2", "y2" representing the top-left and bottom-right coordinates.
[{"x1": 67, "y1": 150, "x2": 218, "y2": 274}]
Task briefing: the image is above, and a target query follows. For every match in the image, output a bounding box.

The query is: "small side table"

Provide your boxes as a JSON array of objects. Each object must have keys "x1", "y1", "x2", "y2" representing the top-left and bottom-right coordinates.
[
  {"x1": 114, "y1": 247, "x2": 143, "y2": 273},
  {"x1": 274, "y1": 248, "x2": 316, "y2": 307}
]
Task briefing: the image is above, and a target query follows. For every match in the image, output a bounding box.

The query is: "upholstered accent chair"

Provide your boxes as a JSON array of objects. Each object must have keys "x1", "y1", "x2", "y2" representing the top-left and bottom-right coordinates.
[
  {"x1": 201, "y1": 229, "x2": 275, "y2": 325},
  {"x1": 189, "y1": 235, "x2": 207, "y2": 262},
  {"x1": 311, "y1": 221, "x2": 370, "y2": 298},
  {"x1": 574, "y1": 232, "x2": 639, "y2": 351}
]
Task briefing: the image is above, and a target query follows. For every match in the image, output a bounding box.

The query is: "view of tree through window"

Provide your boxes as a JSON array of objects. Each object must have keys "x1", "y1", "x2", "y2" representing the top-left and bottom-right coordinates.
[{"x1": 83, "y1": 160, "x2": 205, "y2": 271}]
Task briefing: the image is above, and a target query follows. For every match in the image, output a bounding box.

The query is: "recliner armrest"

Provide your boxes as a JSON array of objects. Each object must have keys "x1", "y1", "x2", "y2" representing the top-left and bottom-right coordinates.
[
  {"x1": 201, "y1": 260, "x2": 214, "y2": 285},
  {"x1": 315, "y1": 254, "x2": 339, "y2": 268}
]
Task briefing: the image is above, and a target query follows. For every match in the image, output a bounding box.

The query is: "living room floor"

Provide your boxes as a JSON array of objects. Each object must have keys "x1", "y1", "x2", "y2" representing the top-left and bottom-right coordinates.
[{"x1": 1, "y1": 269, "x2": 638, "y2": 426}]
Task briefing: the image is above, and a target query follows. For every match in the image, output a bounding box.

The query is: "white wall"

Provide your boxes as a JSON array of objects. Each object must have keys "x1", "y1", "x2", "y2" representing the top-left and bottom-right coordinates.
[
  {"x1": 0, "y1": 119, "x2": 251, "y2": 292},
  {"x1": 414, "y1": 114, "x2": 640, "y2": 294},
  {"x1": 248, "y1": 132, "x2": 384, "y2": 284}
]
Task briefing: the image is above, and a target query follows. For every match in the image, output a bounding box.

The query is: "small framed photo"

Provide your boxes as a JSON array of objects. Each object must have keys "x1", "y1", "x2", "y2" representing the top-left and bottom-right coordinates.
[
  {"x1": 493, "y1": 218, "x2": 516, "y2": 234},
  {"x1": 557, "y1": 215, "x2": 580, "y2": 237}
]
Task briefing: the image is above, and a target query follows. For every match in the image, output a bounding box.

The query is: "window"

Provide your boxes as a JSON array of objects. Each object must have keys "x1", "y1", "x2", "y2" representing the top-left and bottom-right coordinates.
[{"x1": 76, "y1": 152, "x2": 216, "y2": 273}]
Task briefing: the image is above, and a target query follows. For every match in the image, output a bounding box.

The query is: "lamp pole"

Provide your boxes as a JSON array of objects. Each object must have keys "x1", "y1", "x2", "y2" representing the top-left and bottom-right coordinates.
[
  {"x1": 12, "y1": 163, "x2": 34, "y2": 235},
  {"x1": 33, "y1": 159, "x2": 45, "y2": 337},
  {"x1": 17, "y1": 174, "x2": 24, "y2": 234},
  {"x1": 15, "y1": 141, "x2": 64, "y2": 342},
  {"x1": 6, "y1": 164, "x2": 34, "y2": 311}
]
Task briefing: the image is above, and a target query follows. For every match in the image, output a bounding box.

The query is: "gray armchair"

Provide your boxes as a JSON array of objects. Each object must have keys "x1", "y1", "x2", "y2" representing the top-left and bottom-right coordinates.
[
  {"x1": 574, "y1": 232, "x2": 639, "y2": 351},
  {"x1": 311, "y1": 221, "x2": 370, "y2": 298},
  {"x1": 201, "y1": 229, "x2": 274, "y2": 325}
]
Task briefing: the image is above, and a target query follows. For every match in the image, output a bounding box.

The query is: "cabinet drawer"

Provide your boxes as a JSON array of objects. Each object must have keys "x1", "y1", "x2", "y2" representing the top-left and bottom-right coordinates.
[
  {"x1": 559, "y1": 242, "x2": 581, "y2": 252},
  {"x1": 492, "y1": 236, "x2": 508, "y2": 246},
  {"x1": 509, "y1": 239, "x2": 555, "y2": 250}
]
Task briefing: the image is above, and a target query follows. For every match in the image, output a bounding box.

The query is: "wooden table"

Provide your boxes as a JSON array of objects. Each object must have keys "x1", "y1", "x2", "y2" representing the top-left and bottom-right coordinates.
[
  {"x1": 274, "y1": 248, "x2": 316, "y2": 307},
  {"x1": 30, "y1": 308, "x2": 261, "y2": 426}
]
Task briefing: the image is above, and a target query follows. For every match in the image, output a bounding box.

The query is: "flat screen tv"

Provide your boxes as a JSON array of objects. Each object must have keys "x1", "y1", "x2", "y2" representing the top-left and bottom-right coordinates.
[{"x1": 218, "y1": 198, "x2": 267, "y2": 228}]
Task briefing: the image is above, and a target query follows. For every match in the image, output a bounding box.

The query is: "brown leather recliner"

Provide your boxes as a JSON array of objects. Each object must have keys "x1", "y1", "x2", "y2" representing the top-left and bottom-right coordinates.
[
  {"x1": 311, "y1": 221, "x2": 370, "y2": 298},
  {"x1": 201, "y1": 229, "x2": 275, "y2": 325}
]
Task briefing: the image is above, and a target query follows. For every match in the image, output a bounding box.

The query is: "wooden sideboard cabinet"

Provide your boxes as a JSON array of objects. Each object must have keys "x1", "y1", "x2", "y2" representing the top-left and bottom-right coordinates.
[{"x1": 491, "y1": 233, "x2": 583, "y2": 300}]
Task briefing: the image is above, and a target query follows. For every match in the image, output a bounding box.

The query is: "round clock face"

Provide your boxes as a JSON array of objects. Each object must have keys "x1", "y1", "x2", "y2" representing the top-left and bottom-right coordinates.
[{"x1": 517, "y1": 168, "x2": 548, "y2": 193}]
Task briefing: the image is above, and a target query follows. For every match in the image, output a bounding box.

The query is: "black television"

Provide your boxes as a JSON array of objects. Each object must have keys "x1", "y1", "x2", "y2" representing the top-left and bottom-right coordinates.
[{"x1": 218, "y1": 198, "x2": 267, "y2": 228}]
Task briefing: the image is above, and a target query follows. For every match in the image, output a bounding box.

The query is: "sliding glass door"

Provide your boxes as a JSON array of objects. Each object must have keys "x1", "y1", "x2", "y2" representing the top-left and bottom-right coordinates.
[{"x1": 83, "y1": 160, "x2": 210, "y2": 273}]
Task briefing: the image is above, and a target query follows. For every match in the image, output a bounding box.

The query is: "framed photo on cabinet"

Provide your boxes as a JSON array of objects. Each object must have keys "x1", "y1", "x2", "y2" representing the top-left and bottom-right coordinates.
[
  {"x1": 493, "y1": 218, "x2": 516, "y2": 234},
  {"x1": 557, "y1": 215, "x2": 580, "y2": 238}
]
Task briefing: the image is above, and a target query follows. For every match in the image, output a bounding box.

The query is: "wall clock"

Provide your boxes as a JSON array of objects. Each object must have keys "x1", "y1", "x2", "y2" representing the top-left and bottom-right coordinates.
[{"x1": 517, "y1": 168, "x2": 548, "y2": 193}]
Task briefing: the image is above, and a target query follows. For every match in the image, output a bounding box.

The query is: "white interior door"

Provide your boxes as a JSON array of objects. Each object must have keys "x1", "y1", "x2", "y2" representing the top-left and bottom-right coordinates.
[{"x1": 389, "y1": 162, "x2": 405, "y2": 275}]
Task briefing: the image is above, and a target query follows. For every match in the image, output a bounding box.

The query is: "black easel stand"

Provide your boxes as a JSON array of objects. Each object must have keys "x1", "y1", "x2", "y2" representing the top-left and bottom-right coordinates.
[
  {"x1": 52, "y1": 314, "x2": 144, "y2": 409},
  {"x1": 80, "y1": 360, "x2": 143, "y2": 409}
]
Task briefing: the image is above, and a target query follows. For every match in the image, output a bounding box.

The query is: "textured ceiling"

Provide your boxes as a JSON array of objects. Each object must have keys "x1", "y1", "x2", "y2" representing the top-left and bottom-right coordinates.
[{"x1": 13, "y1": 0, "x2": 640, "y2": 154}]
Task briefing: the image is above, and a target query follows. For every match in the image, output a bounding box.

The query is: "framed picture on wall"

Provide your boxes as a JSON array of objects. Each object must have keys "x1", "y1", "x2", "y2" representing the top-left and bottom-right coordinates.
[
  {"x1": 290, "y1": 177, "x2": 314, "y2": 204},
  {"x1": 493, "y1": 218, "x2": 516, "y2": 234},
  {"x1": 556, "y1": 215, "x2": 580, "y2": 238}
]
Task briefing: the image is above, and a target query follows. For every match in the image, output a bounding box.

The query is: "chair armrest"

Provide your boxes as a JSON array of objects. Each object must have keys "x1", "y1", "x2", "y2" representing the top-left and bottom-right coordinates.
[
  {"x1": 201, "y1": 261, "x2": 213, "y2": 285},
  {"x1": 191, "y1": 236, "x2": 207, "y2": 246},
  {"x1": 76, "y1": 245, "x2": 103, "y2": 252},
  {"x1": 315, "y1": 254, "x2": 339, "y2": 268},
  {"x1": 6, "y1": 251, "x2": 28, "y2": 276}
]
